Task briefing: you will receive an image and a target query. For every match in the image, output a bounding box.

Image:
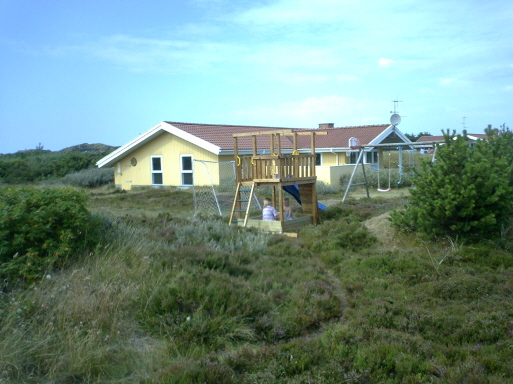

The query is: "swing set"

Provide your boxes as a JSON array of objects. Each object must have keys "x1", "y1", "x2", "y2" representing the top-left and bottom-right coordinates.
[
  {"x1": 342, "y1": 141, "x2": 438, "y2": 202},
  {"x1": 377, "y1": 151, "x2": 391, "y2": 192}
]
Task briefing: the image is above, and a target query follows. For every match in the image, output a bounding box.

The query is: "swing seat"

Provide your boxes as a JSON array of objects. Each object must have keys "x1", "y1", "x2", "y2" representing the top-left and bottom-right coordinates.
[{"x1": 377, "y1": 188, "x2": 391, "y2": 192}]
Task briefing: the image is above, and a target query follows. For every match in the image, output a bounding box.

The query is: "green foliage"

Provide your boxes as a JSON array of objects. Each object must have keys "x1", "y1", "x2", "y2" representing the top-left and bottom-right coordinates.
[
  {"x1": 62, "y1": 167, "x2": 114, "y2": 187},
  {"x1": 0, "y1": 150, "x2": 111, "y2": 183},
  {"x1": 0, "y1": 186, "x2": 102, "y2": 284},
  {"x1": 391, "y1": 127, "x2": 513, "y2": 240},
  {"x1": 1, "y1": 189, "x2": 512, "y2": 383}
]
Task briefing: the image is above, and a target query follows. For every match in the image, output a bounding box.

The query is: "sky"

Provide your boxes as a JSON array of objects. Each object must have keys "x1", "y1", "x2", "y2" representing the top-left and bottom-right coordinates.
[{"x1": 1, "y1": 0, "x2": 512, "y2": 154}]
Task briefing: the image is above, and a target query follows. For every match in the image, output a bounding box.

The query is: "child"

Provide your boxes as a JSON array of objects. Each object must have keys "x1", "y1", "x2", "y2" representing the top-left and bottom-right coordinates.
[
  {"x1": 262, "y1": 197, "x2": 279, "y2": 221},
  {"x1": 283, "y1": 197, "x2": 294, "y2": 220}
]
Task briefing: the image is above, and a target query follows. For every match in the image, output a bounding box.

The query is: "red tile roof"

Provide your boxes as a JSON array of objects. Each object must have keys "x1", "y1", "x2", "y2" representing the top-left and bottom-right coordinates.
[{"x1": 167, "y1": 122, "x2": 391, "y2": 151}]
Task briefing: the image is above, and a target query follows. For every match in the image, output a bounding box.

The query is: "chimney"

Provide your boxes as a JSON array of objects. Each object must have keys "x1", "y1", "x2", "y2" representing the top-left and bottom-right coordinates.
[{"x1": 319, "y1": 123, "x2": 334, "y2": 129}]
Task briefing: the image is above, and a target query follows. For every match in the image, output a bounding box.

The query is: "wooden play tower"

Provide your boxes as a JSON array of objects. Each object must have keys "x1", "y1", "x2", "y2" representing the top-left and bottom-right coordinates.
[{"x1": 228, "y1": 129, "x2": 326, "y2": 233}]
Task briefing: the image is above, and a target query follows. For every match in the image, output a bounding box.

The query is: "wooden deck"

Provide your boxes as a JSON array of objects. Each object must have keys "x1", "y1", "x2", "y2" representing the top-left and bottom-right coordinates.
[{"x1": 237, "y1": 154, "x2": 317, "y2": 183}]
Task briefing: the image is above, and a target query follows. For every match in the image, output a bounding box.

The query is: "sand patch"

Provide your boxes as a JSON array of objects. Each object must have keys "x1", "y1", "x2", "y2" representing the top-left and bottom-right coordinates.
[{"x1": 363, "y1": 212, "x2": 396, "y2": 244}]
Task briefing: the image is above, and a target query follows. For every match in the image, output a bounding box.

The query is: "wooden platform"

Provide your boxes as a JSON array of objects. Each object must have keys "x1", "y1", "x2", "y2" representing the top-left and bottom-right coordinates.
[{"x1": 243, "y1": 214, "x2": 313, "y2": 233}]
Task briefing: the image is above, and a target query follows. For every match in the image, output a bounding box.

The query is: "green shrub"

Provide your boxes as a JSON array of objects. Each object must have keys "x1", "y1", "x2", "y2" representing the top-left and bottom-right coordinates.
[
  {"x1": 301, "y1": 217, "x2": 377, "y2": 254},
  {"x1": 0, "y1": 150, "x2": 112, "y2": 183},
  {"x1": 391, "y1": 128, "x2": 513, "y2": 240},
  {"x1": 0, "y1": 186, "x2": 102, "y2": 284},
  {"x1": 316, "y1": 180, "x2": 341, "y2": 195},
  {"x1": 62, "y1": 167, "x2": 114, "y2": 187}
]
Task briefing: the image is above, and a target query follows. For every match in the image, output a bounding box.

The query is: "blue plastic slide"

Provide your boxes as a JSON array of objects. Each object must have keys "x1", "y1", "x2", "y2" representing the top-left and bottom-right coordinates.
[{"x1": 282, "y1": 185, "x2": 327, "y2": 210}]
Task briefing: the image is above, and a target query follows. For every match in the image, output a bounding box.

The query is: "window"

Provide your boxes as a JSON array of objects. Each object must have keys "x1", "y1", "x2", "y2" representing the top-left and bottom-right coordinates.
[
  {"x1": 181, "y1": 155, "x2": 193, "y2": 186},
  {"x1": 315, "y1": 153, "x2": 322, "y2": 166},
  {"x1": 349, "y1": 152, "x2": 358, "y2": 164},
  {"x1": 366, "y1": 151, "x2": 378, "y2": 164},
  {"x1": 151, "y1": 156, "x2": 163, "y2": 185}
]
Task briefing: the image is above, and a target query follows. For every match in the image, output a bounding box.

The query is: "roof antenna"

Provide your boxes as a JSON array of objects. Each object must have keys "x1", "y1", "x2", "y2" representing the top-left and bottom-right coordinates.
[{"x1": 390, "y1": 98, "x2": 403, "y2": 126}]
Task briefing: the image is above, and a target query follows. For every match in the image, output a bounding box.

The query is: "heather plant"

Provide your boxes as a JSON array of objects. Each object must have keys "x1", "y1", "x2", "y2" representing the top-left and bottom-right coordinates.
[
  {"x1": 391, "y1": 129, "x2": 513, "y2": 240},
  {"x1": 0, "y1": 150, "x2": 111, "y2": 183},
  {"x1": 62, "y1": 167, "x2": 114, "y2": 187},
  {"x1": 1, "y1": 188, "x2": 512, "y2": 383},
  {"x1": 315, "y1": 180, "x2": 341, "y2": 195},
  {"x1": 0, "y1": 186, "x2": 102, "y2": 285}
]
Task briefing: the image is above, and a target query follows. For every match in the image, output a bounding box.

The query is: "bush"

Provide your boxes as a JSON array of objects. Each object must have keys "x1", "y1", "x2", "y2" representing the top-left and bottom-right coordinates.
[
  {"x1": 0, "y1": 186, "x2": 102, "y2": 285},
  {"x1": 390, "y1": 128, "x2": 513, "y2": 240},
  {"x1": 62, "y1": 167, "x2": 114, "y2": 187},
  {"x1": 0, "y1": 150, "x2": 112, "y2": 183}
]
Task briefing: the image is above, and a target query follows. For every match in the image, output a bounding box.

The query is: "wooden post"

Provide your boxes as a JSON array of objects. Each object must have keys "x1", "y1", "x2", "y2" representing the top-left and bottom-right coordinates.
[
  {"x1": 311, "y1": 133, "x2": 316, "y2": 177},
  {"x1": 234, "y1": 137, "x2": 240, "y2": 183},
  {"x1": 278, "y1": 183, "x2": 284, "y2": 229},
  {"x1": 252, "y1": 135, "x2": 257, "y2": 157}
]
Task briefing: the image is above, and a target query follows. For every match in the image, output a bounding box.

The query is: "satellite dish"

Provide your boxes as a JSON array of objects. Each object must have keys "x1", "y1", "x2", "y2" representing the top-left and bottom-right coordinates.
[{"x1": 390, "y1": 113, "x2": 401, "y2": 126}]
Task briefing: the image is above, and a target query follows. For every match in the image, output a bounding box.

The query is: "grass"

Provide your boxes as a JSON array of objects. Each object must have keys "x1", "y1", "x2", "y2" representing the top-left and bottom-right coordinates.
[{"x1": 1, "y1": 186, "x2": 512, "y2": 383}]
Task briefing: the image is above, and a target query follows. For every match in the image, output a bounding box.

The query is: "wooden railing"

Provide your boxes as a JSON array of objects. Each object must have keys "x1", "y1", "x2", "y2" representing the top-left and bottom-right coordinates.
[{"x1": 236, "y1": 154, "x2": 316, "y2": 183}]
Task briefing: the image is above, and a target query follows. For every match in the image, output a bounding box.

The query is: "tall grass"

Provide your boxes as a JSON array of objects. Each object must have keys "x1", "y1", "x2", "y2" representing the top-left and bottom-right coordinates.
[
  {"x1": 62, "y1": 167, "x2": 114, "y2": 188},
  {"x1": 0, "y1": 212, "x2": 343, "y2": 383},
  {"x1": 1, "y1": 189, "x2": 512, "y2": 383}
]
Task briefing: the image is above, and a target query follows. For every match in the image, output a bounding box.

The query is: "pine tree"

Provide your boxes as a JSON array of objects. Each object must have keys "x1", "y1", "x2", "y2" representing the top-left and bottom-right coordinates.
[{"x1": 391, "y1": 127, "x2": 513, "y2": 240}]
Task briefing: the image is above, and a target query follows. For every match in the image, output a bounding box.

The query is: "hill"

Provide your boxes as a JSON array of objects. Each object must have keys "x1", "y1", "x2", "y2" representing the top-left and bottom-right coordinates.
[{"x1": 57, "y1": 143, "x2": 119, "y2": 154}]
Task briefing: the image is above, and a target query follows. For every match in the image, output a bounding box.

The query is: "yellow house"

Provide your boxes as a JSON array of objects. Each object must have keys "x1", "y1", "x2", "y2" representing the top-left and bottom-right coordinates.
[{"x1": 96, "y1": 121, "x2": 412, "y2": 190}]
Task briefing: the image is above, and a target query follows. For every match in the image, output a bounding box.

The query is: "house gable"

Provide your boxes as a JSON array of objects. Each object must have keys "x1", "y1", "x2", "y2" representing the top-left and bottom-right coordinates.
[{"x1": 97, "y1": 122, "x2": 222, "y2": 168}]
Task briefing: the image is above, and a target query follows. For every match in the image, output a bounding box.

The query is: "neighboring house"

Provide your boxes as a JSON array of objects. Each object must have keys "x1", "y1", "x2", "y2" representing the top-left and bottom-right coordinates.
[
  {"x1": 416, "y1": 133, "x2": 488, "y2": 153},
  {"x1": 96, "y1": 121, "x2": 412, "y2": 190}
]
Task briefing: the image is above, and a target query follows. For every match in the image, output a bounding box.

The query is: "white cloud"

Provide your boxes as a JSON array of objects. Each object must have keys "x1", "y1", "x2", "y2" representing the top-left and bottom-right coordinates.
[
  {"x1": 68, "y1": 34, "x2": 243, "y2": 74},
  {"x1": 231, "y1": 0, "x2": 355, "y2": 26},
  {"x1": 336, "y1": 74, "x2": 357, "y2": 82},
  {"x1": 378, "y1": 58, "x2": 395, "y2": 67},
  {"x1": 440, "y1": 78, "x2": 457, "y2": 85},
  {"x1": 227, "y1": 95, "x2": 389, "y2": 127}
]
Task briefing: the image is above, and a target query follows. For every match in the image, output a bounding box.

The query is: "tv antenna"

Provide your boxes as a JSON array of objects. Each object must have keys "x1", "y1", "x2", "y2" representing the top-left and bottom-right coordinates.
[{"x1": 390, "y1": 98, "x2": 403, "y2": 126}]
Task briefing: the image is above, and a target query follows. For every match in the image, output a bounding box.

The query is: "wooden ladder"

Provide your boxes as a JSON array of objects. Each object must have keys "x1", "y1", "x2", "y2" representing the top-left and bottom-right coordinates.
[{"x1": 229, "y1": 182, "x2": 256, "y2": 226}]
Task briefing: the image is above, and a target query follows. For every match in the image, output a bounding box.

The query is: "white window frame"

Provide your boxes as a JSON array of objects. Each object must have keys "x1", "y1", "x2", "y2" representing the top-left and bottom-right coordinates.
[
  {"x1": 151, "y1": 156, "x2": 163, "y2": 185},
  {"x1": 180, "y1": 155, "x2": 194, "y2": 186},
  {"x1": 366, "y1": 151, "x2": 378, "y2": 164}
]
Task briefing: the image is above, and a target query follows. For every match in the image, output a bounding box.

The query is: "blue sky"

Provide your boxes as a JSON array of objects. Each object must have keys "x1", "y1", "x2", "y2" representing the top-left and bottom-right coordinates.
[{"x1": 1, "y1": 0, "x2": 512, "y2": 154}]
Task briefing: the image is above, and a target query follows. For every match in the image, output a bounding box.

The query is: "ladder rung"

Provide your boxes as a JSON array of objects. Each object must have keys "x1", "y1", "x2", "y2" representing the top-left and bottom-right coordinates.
[
  {"x1": 351, "y1": 182, "x2": 366, "y2": 186},
  {"x1": 237, "y1": 200, "x2": 249, "y2": 203},
  {"x1": 234, "y1": 210, "x2": 246, "y2": 213}
]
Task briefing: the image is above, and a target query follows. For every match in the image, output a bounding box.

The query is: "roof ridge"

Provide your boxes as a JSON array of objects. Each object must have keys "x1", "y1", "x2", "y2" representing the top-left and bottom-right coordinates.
[
  {"x1": 166, "y1": 121, "x2": 389, "y2": 130},
  {"x1": 166, "y1": 121, "x2": 305, "y2": 129}
]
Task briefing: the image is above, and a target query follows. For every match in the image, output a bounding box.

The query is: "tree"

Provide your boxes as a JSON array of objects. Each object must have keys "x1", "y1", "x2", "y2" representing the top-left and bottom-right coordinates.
[
  {"x1": 405, "y1": 132, "x2": 432, "y2": 142},
  {"x1": 390, "y1": 126, "x2": 513, "y2": 240}
]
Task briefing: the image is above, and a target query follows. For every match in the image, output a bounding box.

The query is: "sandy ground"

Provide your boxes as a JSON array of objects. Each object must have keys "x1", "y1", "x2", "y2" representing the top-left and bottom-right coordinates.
[{"x1": 363, "y1": 212, "x2": 396, "y2": 244}]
